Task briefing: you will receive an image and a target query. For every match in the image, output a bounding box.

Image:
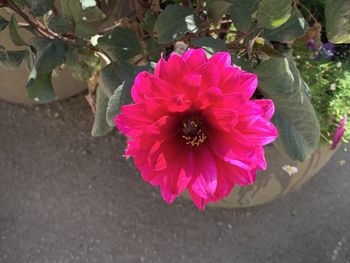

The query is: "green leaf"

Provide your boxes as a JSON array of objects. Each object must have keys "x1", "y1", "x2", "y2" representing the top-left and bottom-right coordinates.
[
  {"x1": 191, "y1": 37, "x2": 228, "y2": 55},
  {"x1": 263, "y1": 9, "x2": 309, "y2": 43},
  {"x1": 30, "y1": 0, "x2": 54, "y2": 16},
  {"x1": 10, "y1": 0, "x2": 29, "y2": 9},
  {"x1": 6, "y1": 51, "x2": 27, "y2": 68},
  {"x1": 79, "y1": 6, "x2": 106, "y2": 22},
  {"x1": 64, "y1": 45, "x2": 101, "y2": 81},
  {"x1": 61, "y1": 0, "x2": 105, "y2": 23},
  {"x1": 154, "y1": 5, "x2": 199, "y2": 44},
  {"x1": 229, "y1": 0, "x2": 258, "y2": 32},
  {"x1": 24, "y1": 48, "x2": 35, "y2": 71},
  {"x1": 231, "y1": 53, "x2": 254, "y2": 72},
  {"x1": 79, "y1": 0, "x2": 106, "y2": 21},
  {"x1": 0, "y1": 46, "x2": 6, "y2": 61},
  {"x1": 0, "y1": 49, "x2": 28, "y2": 69},
  {"x1": 141, "y1": 11, "x2": 156, "y2": 33},
  {"x1": 325, "y1": 0, "x2": 350, "y2": 44},
  {"x1": 26, "y1": 37, "x2": 66, "y2": 103},
  {"x1": 75, "y1": 22, "x2": 95, "y2": 38},
  {"x1": 100, "y1": 62, "x2": 151, "y2": 127},
  {"x1": 135, "y1": 62, "x2": 156, "y2": 75},
  {"x1": 91, "y1": 86, "x2": 113, "y2": 136},
  {"x1": 31, "y1": 37, "x2": 66, "y2": 72},
  {"x1": 26, "y1": 73, "x2": 55, "y2": 102},
  {"x1": 258, "y1": 46, "x2": 285, "y2": 58},
  {"x1": 257, "y1": 0, "x2": 292, "y2": 30},
  {"x1": 9, "y1": 15, "x2": 26, "y2": 46},
  {"x1": 61, "y1": 0, "x2": 104, "y2": 39},
  {"x1": 61, "y1": 0, "x2": 81, "y2": 21},
  {"x1": 205, "y1": 0, "x2": 233, "y2": 21},
  {"x1": 145, "y1": 37, "x2": 162, "y2": 61},
  {"x1": 99, "y1": 62, "x2": 135, "y2": 97},
  {"x1": 48, "y1": 15, "x2": 70, "y2": 33},
  {"x1": 106, "y1": 79, "x2": 133, "y2": 127},
  {"x1": 0, "y1": 16, "x2": 8, "y2": 32},
  {"x1": 254, "y1": 51, "x2": 320, "y2": 161},
  {"x1": 98, "y1": 27, "x2": 142, "y2": 62},
  {"x1": 64, "y1": 44, "x2": 80, "y2": 68},
  {"x1": 79, "y1": 0, "x2": 97, "y2": 9}
]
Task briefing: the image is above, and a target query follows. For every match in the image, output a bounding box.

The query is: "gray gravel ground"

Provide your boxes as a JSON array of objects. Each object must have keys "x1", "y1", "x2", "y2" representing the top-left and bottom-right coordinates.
[{"x1": 0, "y1": 95, "x2": 349, "y2": 263}]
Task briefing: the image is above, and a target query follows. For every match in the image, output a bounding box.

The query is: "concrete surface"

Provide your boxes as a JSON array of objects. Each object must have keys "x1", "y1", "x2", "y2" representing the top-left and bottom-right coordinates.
[{"x1": 0, "y1": 95, "x2": 349, "y2": 263}]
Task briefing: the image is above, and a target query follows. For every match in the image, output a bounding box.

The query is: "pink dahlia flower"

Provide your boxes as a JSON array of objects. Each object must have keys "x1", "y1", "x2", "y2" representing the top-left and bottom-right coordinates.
[
  {"x1": 115, "y1": 49, "x2": 278, "y2": 209},
  {"x1": 331, "y1": 116, "x2": 347, "y2": 150}
]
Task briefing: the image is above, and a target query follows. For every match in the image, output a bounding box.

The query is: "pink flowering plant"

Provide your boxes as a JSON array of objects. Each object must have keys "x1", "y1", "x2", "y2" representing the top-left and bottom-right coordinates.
[
  {"x1": 0, "y1": 0, "x2": 349, "y2": 207},
  {"x1": 115, "y1": 49, "x2": 277, "y2": 208}
]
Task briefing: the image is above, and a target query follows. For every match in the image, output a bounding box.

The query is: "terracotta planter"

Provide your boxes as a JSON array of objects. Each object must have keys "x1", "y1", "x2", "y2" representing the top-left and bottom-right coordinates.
[
  {"x1": 0, "y1": 63, "x2": 87, "y2": 105},
  {"x1": 182, "y1": 145, "x2": 337, "y2": 208},
  {"x1": 0, "y1": 1, "x2": 135, "y2": 104},
  {"x1": 0, "y1": 16, "x2": 86, "y2": 104}
]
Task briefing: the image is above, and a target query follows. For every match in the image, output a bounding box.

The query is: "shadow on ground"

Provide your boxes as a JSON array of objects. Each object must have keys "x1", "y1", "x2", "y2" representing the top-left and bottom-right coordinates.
[{"x1": 0, "y1": 95, "x2": 349, "y2": 263}]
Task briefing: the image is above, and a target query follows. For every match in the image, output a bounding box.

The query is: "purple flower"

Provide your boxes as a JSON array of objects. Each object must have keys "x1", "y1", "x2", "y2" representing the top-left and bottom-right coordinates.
[
  {"x1": 331, "y1": 116, "x2": 347, "y2": 150},
  {"x1": 322, "y1": 43, "x2": 335, "y2": 52},
  {"x1": 306, "y1": 39, "x2": 336, "y2": 60},
  {"x1": 307, "y1": 39, "x2": 317, "y2": 51},
  {"x1": 320, "y1": 43, "x2": 335, "y2": 59}
]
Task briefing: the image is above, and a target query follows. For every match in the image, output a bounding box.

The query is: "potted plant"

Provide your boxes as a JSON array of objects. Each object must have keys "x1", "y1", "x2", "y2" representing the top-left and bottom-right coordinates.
[{"x1": 0, "y1": 0, "x2": 348, "y2": 208}]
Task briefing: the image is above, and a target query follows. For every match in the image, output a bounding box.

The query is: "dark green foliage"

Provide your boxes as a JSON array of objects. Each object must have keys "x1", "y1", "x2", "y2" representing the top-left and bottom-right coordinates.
[
  {"x1": 154, "y1": 5, "x2": 200, "y2": 44},
  {"x1": 255, "y1": 50, "x2": 320, "y2": 161},
  {"x1": 294, "y1": 42, "x2": 350, "y2": 142},
  {"x1": 0, "y1": 16, "x2": 8, "y2": 31},
  {"x1": 263, "y1": 9, "x2": 309, "y2": 43},
  {"x1": 0, "y1": 0, "x2": 348, "y2": 155},
  {"x1": 26, "y1": 37, "x2": 66, "y2": 103},
  {"x1": 257, "y1": 0, "x2": 292, "y2": 29},
  {"x1": 9, "y1": 15, "x2": 26, "y2": 46},
  {"x1": 191, "y1": 37, "x2": 228, "y2": 54},
  {"x1": 98, "y1": 27, "x2": 142, "y2": 62},
  {"x1": 48, "y1": 16, "x2": 70, "y2": 33},
  {"x1": 0, "y1": 46, "x2": 27, "y2": 69},
  {"x1": 325, "y1": 0, "x2": 350, "y2": 43},
  {"x1": 230, "y1": 0, "x2": 258, "y2": 32},
  {"x1": 29, "y1": 0, "x2": 54, "y2": 17}
]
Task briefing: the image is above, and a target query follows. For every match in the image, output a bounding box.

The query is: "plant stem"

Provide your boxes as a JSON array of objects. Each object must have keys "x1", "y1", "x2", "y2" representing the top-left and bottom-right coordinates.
[
  {"x1": 182, "y1": 0, "x2": 192, "y2": 7},
  {"x1": 7, "y1": 0, "x2": 76, "y2": 42},
  {"x1": 196, "y1": 0, "x2": 202, "y2": 11},
  {"x1": 218, "y1": 16, "x2": 231, "y2": 39},
  {"x1": 297, "y1": 1, "x2": 319, "y2": 25},
  {"x1": 7, "y1": 0, "x2": 54, "y2": 39},
  {"x1": 208, "y1": 28, "x2": 235, "y2": 34}
]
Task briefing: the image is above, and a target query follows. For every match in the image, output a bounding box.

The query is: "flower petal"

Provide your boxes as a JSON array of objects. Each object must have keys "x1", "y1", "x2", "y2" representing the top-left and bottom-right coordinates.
[
  {"x1": 160, "y1": 151, "x2": 194, "y2": 203},
  {"x1": 182, "y1": 48, "x2": 208, "y2": 69},
  {"x1": 194, "y1": 62, "x2": 219, "y2": 88},
  {"x1": 167, "y1": 94, "x2": 192, "y2": 112},
  {"x1": 188, "y1": 188, "x2": 210, "y2": 209},
  {"x1": 220, "y1": 67, "x2": 257, "y2": 98},
  {"x1": 190, "y1": 146, "x2": 218, "y2": 199},
  {"x1": 236, "y1": 116, "x2": 278, "y2": 146},
  {"x1": 205, "y1": 107, "x2": 238, "y2": 132},
  {"x1": 115, "y1": 104, "x2": 151, "y2": 137},
  {"x1": 115, "y1": 48, "x2": 278, "y2": 209},
  {"x1": 131, "y1": 71, "x2": 153, "y2": 103},
  {"x1": 155, "y1": 54, "x2": 189, "y2": 86},
  {"x1": 253, "y1": 99, "x2": 275, "y2": 120},
  {"x1": 211, "y1": 160, "x2": 235, "y2": 199},
  {"x1": 224, "y1": 162, "x2": 257, "y2": 186},
  {"x1": 209, "y1": 52, "x2": 231, "y2": 69},
  {"x1": 181, "y1": 73, "x2": 202, "y2": 100}
]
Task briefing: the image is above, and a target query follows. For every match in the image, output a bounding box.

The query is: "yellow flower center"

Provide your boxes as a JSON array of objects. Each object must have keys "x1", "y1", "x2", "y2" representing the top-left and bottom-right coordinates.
[{"x1": 181, "y1": 116, "x2": 207, "y2": 147}]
